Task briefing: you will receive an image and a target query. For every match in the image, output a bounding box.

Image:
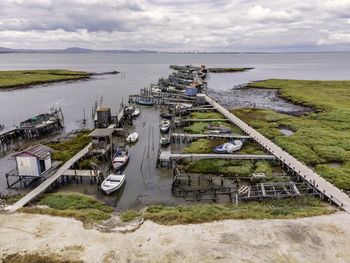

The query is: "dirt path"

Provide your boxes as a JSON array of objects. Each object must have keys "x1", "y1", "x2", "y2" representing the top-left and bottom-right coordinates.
[{"x1": 1, "y1": 212, "x2": 350, "y2": 262}]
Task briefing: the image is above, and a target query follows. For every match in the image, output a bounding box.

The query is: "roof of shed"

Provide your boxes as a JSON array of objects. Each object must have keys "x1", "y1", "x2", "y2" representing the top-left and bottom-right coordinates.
[
  {"x1": 89, "y1": 128, "x2": 114, "y2": 137},
  {"x1": 14, "y1": 144, "x2": 52, "y2": 159}
]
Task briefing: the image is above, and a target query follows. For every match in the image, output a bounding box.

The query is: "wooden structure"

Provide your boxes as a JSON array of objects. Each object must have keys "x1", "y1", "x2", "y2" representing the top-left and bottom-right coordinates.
[
  {"x1": 202, "y1": 93, "x2": 350, "y2": 211},
  {"x1": 89, "y1": 128, "x2": 114, "y2": 155},
  {"x1": 7, "y1": 143, "x2": 92, "y2": 212},
  {"x1": 171, "y1": 133, "x2": 251, "y2": 143},
  {"x1": 95, "y1": 107, "x2": 111, "y2": 128}
]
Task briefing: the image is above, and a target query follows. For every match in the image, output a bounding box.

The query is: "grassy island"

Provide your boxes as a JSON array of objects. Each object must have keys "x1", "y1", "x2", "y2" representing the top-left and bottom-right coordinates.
[
  {"x1": 234, "y1": 79, "x2": 350, "y2": 191},
  {"x1": 0, "y1": 69, "x2": 90, "y2": 89}
]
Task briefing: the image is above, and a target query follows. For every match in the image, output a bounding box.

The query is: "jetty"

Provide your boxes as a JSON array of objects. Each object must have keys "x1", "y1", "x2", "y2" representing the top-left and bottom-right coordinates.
[
  {"x1": 158, "y1": 151, "x2": 276, "y2": 167},
  {"x1": 201, "y1": 93, "x2": 350, "y2": 211},
  {"x1": 171, "y1": 133, "x2": 251, "y2": 143},
  {"x1": 7, "y1": 143, "x2": 92, "y2": 212}
]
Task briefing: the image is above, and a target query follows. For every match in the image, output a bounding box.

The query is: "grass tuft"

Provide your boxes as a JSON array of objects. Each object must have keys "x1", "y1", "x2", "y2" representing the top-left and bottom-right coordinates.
[{"x1": 120, "y1": 210, "x2": 142, "y2": 222}]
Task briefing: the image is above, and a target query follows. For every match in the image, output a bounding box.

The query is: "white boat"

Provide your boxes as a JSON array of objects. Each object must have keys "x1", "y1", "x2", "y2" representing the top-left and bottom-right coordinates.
[
  {"x1": 101, "y1": 174, "x2": 126, "y2": 195},
  {"x1": 126, "y1": 132, "x2": 139, "y2": 143},
  {"x1": 112, "y1": 149, "x2": 129, "y2": 171},
  {"x1": 214, "y1": 140, "x2": 244, "y2": 154},
  {"x1": 160, "y1": 135, "x2": 170, "y2": 146},
  {"x1": 160, "y1": 119, "x2": 170, "y2": 133},
  {"x1": 132, "y1": 108, "x2": 140, "y2": 117}
]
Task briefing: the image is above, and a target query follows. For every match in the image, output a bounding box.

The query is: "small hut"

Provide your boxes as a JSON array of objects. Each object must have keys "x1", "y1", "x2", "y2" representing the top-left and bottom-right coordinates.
[
  {"x1": 14, "y1": 144, "x2": 52, "y2": 177},
  {"x1": 95, "y1": 107, "x2": 111, "y2": 128},
  {"x1": 89, "y1": 128, "x2": 114, "y2": 155}
]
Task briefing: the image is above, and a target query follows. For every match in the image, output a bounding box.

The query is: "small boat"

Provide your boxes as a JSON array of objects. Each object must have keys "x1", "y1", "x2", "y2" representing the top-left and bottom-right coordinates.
[
  {"x1": 207, "y1": 124, "x2": 221, "y2": 130},
  {"x1": 213, "y1": 140, "x2": 244, "y2": 154},
  {"x1": 160, "y1": 135, "x2": 170, "y2": 146},
  {"x1": 101, "y1": 174, "x2": 126, "y2": 195},
  {"x1": 160, "y1": 119, "x2": 171, "y2": 133},
  {"x1": 132, "y1": 108, "x2": 140, "y2": 117},
  {"x1": 135, "y1": 99, "x2": 156, "y2": 106},
  {"x1": 112, "y1": 148, "x2": 129, "y2": 171},
  {"x1": 126, "y1": 132, "x2": 139, "y2": 143},
  {"x1": 161, "y1": 112, "x2": 173, "y2": 120}
]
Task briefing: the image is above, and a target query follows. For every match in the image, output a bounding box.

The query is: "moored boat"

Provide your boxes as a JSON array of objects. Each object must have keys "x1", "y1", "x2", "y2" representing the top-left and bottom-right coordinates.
[
  {"x1": 132, "y1": 108, "x2": 140, "y2": 117},
  {"x1": 112, "y1": 148, "x2": 129, "y2": 171},
  {"x1": 160, "y1": 135, "x2": 171, "y2": 146},
  {"x1": 135, "y1": 99, "x2": 156, "y2": 106},
  {"x1": 101, "y1": 174, "x2": 126, "y2": 195},
  {"x1": 126, "y1": 132, "x2": 139, "y2": 143},
  {"x1": 160, "y1": 119, "x2": 171, "y2": 133},
  {"x1": 213, "y1": 140, "x2": 244, "y2": 154}
]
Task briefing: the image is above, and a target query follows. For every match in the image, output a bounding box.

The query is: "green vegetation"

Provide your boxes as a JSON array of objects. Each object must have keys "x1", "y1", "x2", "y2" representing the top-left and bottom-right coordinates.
[
  {"x1": 120, "y1": 210, "x2": 142, "y2": 222},
  {"x1": 48, "y1": 130, "x2": 91, "y2": 163},
  {"x1": 20, "y1": 192, "x2": 113, "y2": 225},
  {"x1": 183, "y1": 138, "x2": 226, "y2": 153},
  {"x1": 183, "y1": 121, "x2": 242, "y2": 134},
  {"x1": 208, "y1": 67, "x2": 253, "y2": 73},
  {"x1": 2, "y1": 194, "x2": 23, "y2": 205},
  {"x1": 232, "y1": 79, "x2": 350, "y2": 191},
  {"x1": 0, "y1": 69, "x2": 90, "y2": 89},
  {"x1": 190, "y1": 111, "x2": 225, "y2": 119},
  {"x1": 2, "y1": 253, "x2": 83, "y2": 263},
  {"x1": 144, "y1": 197, "x2": 334, "y2": 225},
  {"x1": 184, "y1": 159, "x2": 275, "y2": 177}
]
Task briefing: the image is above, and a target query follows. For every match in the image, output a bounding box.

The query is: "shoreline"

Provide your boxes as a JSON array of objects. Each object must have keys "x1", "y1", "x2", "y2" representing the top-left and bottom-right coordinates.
[{"x1": 0, "y1": 70, "x2": 119, "y2": 91}]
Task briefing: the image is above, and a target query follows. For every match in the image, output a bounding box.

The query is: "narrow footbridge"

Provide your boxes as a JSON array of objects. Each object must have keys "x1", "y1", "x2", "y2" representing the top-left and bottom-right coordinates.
[
  {"x1": 200, "y1": 94, "x2": 350, "y2": 212},
  {"x1": 6, "y1": 143, "x2": 92, "y2": 212}
]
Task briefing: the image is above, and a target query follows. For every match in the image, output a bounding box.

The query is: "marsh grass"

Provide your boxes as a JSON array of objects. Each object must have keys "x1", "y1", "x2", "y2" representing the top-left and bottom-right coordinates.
[
  {"x1": 144, "y1": 197, "x2": 335, "y2": 225},
  {"x1": 2, "y1": 253, "x2": 83, "y2": 263},
  {"x1": 19, "y1": 192, "x2": 113, "y2": 225},
  {"x1": 0, "y1": 69, "x2": 89, "y2": 89},
  {"x1": 48, "y1": 130, "x2": 91, "y2": 163},
  {"x1": 120, "y1": 210, "x2": 142, "y2": 222},
  {"x1": 231, "y1": 79, "x2": 350, "y2": 191}
]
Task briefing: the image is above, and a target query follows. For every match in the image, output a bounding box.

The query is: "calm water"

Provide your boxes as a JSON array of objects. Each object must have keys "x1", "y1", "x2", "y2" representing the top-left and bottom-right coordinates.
[{"x1": 1, "y1": 52, "x2": 350, "y2": 208}]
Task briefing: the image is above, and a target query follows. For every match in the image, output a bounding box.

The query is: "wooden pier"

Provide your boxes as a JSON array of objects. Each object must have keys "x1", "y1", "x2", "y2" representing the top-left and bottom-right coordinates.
[
  {"x1": 171, "y1": 133, "x2": 251, "y2": 143},
  {"x1": 201, "y1": 93, "x2": 350, "y2": 211},
  {"x1": 7, "y1": 143, "x2": 92, "y2": 212},
  {"x1": 158, "y1": 151, "x2": 276, "y2": 165}
]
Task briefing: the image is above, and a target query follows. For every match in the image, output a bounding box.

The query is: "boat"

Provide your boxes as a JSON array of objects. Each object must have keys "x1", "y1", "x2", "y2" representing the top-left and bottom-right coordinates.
[
  {"x1": 131, "y1": 108, "x2": 140, "y2": 117},
  {"x1": 161, "y1": 112, "x2": 173, "y2": 119},
  {"x1": 101, "y1": 174, "x2": 126, "y2": 195},
  {"x1": 207, "y1": 124, "x2": 231, "y2": 134},
  {"x1": 160, "y1": 119, "x2": 171, "y2": 133},
  {"x1": 126, "y1": 132, "x2": 139, "y2": 143},
  {"x1": 112, "y1": 148, "x2": 129, "y2": 171},
  {"x1": 160, "y1": 135, "x2": 170, "y2": 146},
  {"x1": 213, "y1": 140, "x2": 244, "y2": 154},
  {"x1": 135, "y1": 99, "x2": 156, "y2": 106}
]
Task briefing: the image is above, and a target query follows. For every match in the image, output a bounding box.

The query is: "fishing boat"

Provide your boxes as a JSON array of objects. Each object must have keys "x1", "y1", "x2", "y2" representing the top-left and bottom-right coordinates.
[
  {"x1": 101, "y1": 174, "x2": 126, "y2": 195},
  {"x1": 131, "y1": 108, "x2": 140, "y2": 117},
  {"x1": 161, "y1": 112, "x2": 173, "y2": 120},
  {"x1": 126, "y1": 132, "x2": 139, "y2": 143},
  {"x1": 160, "y1": 135, "x2": 170, "y2": 146},
  {"x1": 112, "y1": 148, "x2": 129, "y2": 171},
  {"x1": 160, "y1": 119, "x2": 171, "y2": 133},
  {"x1": 135, "y1": 99, "x2": 156, "y2": 106},
  {"x1": 213, "y1": 140, "x2": 243, "y2": 154}
]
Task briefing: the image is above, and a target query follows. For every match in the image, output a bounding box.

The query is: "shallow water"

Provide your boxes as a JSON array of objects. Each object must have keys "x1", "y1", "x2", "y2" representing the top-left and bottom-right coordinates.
[{"x1": 1, "y1": 52, "x2": 350, "y2": 208}]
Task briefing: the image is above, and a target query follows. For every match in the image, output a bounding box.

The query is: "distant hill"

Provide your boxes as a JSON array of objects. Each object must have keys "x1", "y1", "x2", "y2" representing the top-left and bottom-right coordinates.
[{"x1": 0, "y1": 46, "x2": 159, "y2": 54}]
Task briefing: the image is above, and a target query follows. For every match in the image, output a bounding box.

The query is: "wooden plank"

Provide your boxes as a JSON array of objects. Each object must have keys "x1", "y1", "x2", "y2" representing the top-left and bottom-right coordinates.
[{"x1": 7, "y1": 143, "x2": 92, "y2": 212}]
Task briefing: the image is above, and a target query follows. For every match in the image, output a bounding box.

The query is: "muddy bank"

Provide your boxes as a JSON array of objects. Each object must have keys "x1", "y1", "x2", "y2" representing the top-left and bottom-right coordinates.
[
  {"x1": 208, "y1": 87, "x2": 313, "y2": 115},
  {"x1": 1, "y1": 212, "x2": 350, "y2": 262}
]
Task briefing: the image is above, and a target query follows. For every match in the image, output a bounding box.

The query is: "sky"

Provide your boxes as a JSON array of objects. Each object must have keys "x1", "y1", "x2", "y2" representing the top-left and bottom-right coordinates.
[{"x1": 0, "y1": 0, "x2": 350, "y2": 52}]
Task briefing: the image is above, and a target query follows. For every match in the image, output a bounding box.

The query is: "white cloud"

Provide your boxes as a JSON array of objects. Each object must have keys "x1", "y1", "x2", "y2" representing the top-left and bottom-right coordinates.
[{"x1": 0, "y1": 0, "x2": 349, "y2": 51}]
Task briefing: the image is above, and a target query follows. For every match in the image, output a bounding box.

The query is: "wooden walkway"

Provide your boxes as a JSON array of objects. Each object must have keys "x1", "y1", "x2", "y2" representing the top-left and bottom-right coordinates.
[
  {"x1": 6, "y1": 143, "x2": 92, "y2": 212},
  {"x1": 159, "y1": 151, "x2": 276, "y2": 161},
  {"x1": 201, "y1": 94, "x2": 350, "y2": 211},
  {"x1": 171, "y1": 133, "x2": 251, "y2": 140}
]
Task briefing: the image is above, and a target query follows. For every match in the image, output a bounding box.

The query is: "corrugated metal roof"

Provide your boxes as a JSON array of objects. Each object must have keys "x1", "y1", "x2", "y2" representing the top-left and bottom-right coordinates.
[
  {"x1": 89, "y1": 128, "x2": 114, "y2": 137},
  {"x1": 14, "y1": 144, "x2": 52, "y2": 159}
]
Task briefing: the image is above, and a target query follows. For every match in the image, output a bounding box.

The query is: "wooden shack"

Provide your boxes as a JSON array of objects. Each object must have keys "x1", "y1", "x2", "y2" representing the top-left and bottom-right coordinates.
[
  {"x1": 14, "y1": 144, "x2": 52, "y2": 177},
  {"x1": 89, "y1": 128, "x2": 114, "y2": 155},
  {"x1": 95, "y1": 107, "x2": 111, "y2": 128}
]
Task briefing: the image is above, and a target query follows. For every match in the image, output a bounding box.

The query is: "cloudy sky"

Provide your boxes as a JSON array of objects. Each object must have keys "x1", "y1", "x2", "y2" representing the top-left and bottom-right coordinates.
[{"x1": 0, "y1": 0, "x2": 350, "y2": 51}]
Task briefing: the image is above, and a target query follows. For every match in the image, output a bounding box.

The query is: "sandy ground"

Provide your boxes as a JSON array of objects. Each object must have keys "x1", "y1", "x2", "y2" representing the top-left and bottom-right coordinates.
[{"x1": 0, "y1": 212, "x2": 350, "y2": 263}]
